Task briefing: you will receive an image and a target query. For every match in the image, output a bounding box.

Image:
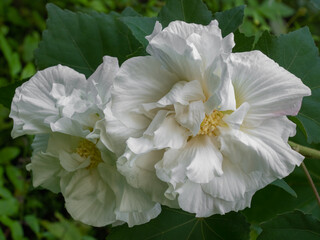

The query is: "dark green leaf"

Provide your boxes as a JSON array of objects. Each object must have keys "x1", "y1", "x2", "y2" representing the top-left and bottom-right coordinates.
[
  {"x1": 233, "y1": 30, "x2": 255, "y2": 52},
  {"x1": 6, "y1": 166, "x2": 25, "y2": 192},
  {"x1": 271, "y1": 179, "x2": 297, "y2": 198},
  {"x1": 0, "y1": 199, "x2": 19, "y2": 216},
  {"x1": 35, "y1": 4, "x2": 141, "y2": 78},
  {"x1": 107, "y1": 207, "x2": 250, "y2": 240},
  {"x1": 257, "y1": 211, "x2": 320, "y2": 240},
  {"x1": 0, "y1": 216, "x2": 23, "y2": 240},
  {"x1": 121, "y1": 7, "x2": 141, "y2": 17},
  {"x1": 254, "y1": 28, "x2": 320, "y2": 143},
  {"x1": 0, "y1": 147, "x2": 20, "y2": 164},
  {"x1": 25, "y1": 215, "x2": 40, "y2": 235},
  {"x1": 158, "y1": 0, "x2": 212, "y2": 28},
  {"x1": 121, "y1": 16, "x2": 157, "y2": 48},
  {"x1": 0, "y1": 81, "x2": 26, "y2": 109},
  {"x1": 214, "y1": 5, "x2": 245, "y2": 37}
]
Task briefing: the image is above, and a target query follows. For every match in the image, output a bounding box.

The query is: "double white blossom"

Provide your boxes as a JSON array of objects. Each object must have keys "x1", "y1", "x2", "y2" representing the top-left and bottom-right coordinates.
[
  {"x1": 10, "y1": 57, "x2": 161, "y2": 227},
  {"x1": 109, "y1": 20, "x2": 311, "y2": 216}
]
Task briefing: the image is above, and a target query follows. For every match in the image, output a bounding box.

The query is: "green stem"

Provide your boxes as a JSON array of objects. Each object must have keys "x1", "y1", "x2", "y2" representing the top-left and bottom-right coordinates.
[
  {"x1": 288, "y1": 141, "x2": 320, "y2": 160},
  {"x1": 300, "y1": 162, "x2": 320, "y2": 208}
]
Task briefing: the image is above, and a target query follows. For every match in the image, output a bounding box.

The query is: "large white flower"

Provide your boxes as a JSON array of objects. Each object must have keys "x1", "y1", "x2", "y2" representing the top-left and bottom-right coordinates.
[
  {"x1": 10, "y1": 57, "x2": 161, "y2": 227},
  {"x1": 110, "y1": 20, "x2": 311, "y2": 216}
]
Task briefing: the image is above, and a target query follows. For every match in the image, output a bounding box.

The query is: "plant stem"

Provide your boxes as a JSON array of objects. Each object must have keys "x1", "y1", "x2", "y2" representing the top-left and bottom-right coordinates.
[
  {"x1": 300, "y1": 162, "x2": 320, "y2": 208},
  {"x1": 288, "y1": 141, "x2": 320, "y2": 160}
]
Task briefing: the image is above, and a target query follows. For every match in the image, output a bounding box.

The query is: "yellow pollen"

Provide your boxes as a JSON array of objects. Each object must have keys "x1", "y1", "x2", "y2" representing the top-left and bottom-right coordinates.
[
  {"x1": 76, "y1": 139, "x2": 102, "y2": 169},
  {"x1": 198, "y1": 110, "x2": 224, "y2": 136}
]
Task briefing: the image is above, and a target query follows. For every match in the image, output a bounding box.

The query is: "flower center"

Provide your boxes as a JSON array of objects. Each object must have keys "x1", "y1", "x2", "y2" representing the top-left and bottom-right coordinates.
[
  {"x1": 76, "y1": 139, "x2": 102, "y2": 169},
  {"x1": 198, "y1": 110, "x2": 224, "y2": 136}
]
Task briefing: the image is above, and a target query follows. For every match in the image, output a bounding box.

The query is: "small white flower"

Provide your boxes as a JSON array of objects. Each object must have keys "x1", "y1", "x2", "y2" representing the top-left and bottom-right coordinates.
[
  {"x1": 110, "y1": 20, "x2": 311, "y2": 216},
  {"x1": 10, "y1": 57, "x2": 161, "y2": 227}
]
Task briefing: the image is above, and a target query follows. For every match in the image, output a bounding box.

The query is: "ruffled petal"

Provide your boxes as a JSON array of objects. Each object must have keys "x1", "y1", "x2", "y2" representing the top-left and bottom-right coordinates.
[
  {"x1": 98, "y1": 163, "x2": 161, "y2": 227},
  {"x1": 127, "y1": 111, "x2": 190, "y2": 154},
  {"x1": 219, "y1": 117, "x2": 304, "y2": 177},
  {"x1": 28, "y1": 152, "x2": 62, "y2": 193},
  {"x1": 175, "y1": 100, "x2": 205, "y2": 135},
  {"x1": 10, "y1": 65, "x2": 87, "y2": 138},
  {"x1": 118, "y1": 149, "x2": 178, "y2": 208},
  {"x1": 61, "y1": 168, "x2": 117, "y2": 227},
  {"x1": 156, "y1": 136, "x2": 223, "y2": 185},
  {"x1": 112, "y1": 56, "x2": 178, "y2": 129},
  {"x1": 176, "y1": 181, "x2": 255, "y2": 217},
  {"x1": 228, "y1": 51, "x2": 311, "y2": 126},
  {"x1": 87, "y1": 56, "x2": 119, "y2": 106}
]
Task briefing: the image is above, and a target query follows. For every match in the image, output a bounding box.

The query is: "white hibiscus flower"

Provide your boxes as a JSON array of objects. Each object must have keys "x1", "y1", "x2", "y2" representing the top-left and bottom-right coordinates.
[
  {"x1": 109, "y1": 20, "x2": 311, "y2": 216},
  {"x1": 10, "y1": 56, "x2": 161, "y2": 227}
]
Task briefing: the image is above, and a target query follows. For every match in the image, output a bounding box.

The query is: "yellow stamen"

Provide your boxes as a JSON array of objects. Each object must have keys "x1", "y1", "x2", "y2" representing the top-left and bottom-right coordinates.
[
  {"x1": 76, "y1": 139, "x2": 102, "y2": 169},
  {"x1": 198, "y1": 110, "x2": 224, "y2": 136}
]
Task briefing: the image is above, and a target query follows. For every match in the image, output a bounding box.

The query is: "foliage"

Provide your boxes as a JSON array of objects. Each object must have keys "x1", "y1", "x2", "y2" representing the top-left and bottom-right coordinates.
[{"x1": 0, "y1": 0, "x2": 319, "y2": 239}]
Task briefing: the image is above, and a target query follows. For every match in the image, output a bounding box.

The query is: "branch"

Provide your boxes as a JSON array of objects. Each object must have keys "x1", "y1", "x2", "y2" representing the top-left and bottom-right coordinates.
[
  {"x1": 288, "y1": 141, "x2": 320, "y2": 160},
  {"x1": 300, "y1": 162, "x2": 320, "y2": 208}
]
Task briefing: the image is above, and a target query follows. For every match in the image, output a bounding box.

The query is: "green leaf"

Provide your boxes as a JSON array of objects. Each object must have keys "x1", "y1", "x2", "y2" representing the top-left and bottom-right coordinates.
[
  {"x1": 42, "y1": 212, "x2": 83, "y2": 240},
  {"x1": 25, "y1": 215, "x2": 40, "y2": 235},
  {"x1": 271, "y1": 179, "x2": 297, "y2": 198},
  {"x1": 0, "y1": 81, "x2": 27, "y2": 109},
  {"x1": 35, "y1": 3, "x2": 141, "y2": 78},
  {"x1": 158, "y1": 0, "x2": 212, "y2": 28},
  {"x1": 0, "y1": 199, "x2": 19, "y2": 216},
  {"x1": 257, "y1": 211, "x2": 320, "y2": 240},
  {"x1": 0, "y1": 216, "x2": 24, "y2": 240},
  {"x1": 107, "y1": 207, "x2": 250, "y2": 240},
  {"x1": 121, "y1": 16, "x2": 157, "y2": 48},
  {"x1": 214, "y1": 5, "x2": 245, "y2": 37},
  {"x1": 311, "y1": 0, "x2": 320, "y2": 9},
  {"x1": 233, "y1": 30, "x2": 255, "y2": 53},
  {"x1": 254, "y1": 28, "x2": 320, "y2": 144},
  {"x1": 0, "y1": 147, "x2": 20, "y2": 164},
  {"x1": 6, "y1": 166, "x2": 24, "y2": 192}
]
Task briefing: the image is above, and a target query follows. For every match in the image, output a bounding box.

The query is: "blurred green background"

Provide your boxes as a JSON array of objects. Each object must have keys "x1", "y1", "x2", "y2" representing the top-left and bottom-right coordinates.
[{"x1": 0, "y1": 0, "x2": 319, "y2": 239}]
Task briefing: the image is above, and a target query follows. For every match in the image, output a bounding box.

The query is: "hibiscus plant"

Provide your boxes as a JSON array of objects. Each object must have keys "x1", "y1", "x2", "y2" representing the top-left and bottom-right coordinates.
[{"x1": 2, "y1": 0, "x2": 320, "y2": 239}]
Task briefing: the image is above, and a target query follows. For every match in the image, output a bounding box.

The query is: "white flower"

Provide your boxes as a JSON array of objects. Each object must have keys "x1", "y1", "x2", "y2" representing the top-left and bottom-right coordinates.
[
  {"x1": 110, "y1": 20, "x2": 311, "y2": 216},
  {"x1": 10, "y1": 57, "x2": 161, "y2": 227}
]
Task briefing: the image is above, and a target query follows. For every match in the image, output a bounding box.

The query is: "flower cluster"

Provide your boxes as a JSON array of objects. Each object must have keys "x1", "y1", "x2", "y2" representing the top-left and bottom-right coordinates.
[{"x1": 10, "y1": 20, "x2": 311, "y2": 226}]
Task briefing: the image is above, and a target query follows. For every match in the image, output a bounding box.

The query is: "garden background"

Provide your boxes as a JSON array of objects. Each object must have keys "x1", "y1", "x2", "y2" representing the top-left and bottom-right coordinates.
[{"x1": 0, "y1": 0, "x2": 319, "y2": 239}]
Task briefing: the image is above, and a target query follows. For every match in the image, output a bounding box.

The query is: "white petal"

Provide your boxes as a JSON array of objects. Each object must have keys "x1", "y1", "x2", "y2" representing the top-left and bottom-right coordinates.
[
  {"x1": 87, "y1": 56, "x2": 119, "y2": 106},
  {"x1": 157, "y1": 80, "x2": 205, "y2": 106},
  {"x1": 98, "y1": 163, "x2": 161, "y2": 227},
  {"x1": 175, "y1": 100, "x2": 205, "y2": 135},
  {"x1": 118, "y1": 149, "x2": 178, "y2": 208},
  {"x1": 176, "y1": 181, "x2": 254, "y2": 217},
  {"x1": 59, "y1": 151, "x2": 90, "y2": 172},
  {"x1": 127, "y1": 111, "x2": 190, "y2": 154},
  {"x1": 228, "y1": 51, "x2": 311, "y2": 126},
  {"x1": 201, "y1": 159, "x2": 269, "y2": 202},
  {"x1": 31, "y1": 134, "x2": 49, "y2": 153},
  {"x1": 112, "y1": 56, "x2": 178, "y2": 129},
  {"x1": 156, "y1": 136, "x2": 223, "y2": 185},
  {"x1": 61, "y1": 168, "x2": 116, "y2": 227},
  {"x1": 29, "y1": 152, "x2": 62, "y2": 193},
  {"x1": 223, "y1": 102, "x2": 250, "y2": 130},
  {"x1": 10, "y1": 65, "x2": 87, "y2": 138},
  {"x1": 219, "y1": 117, "x2": 304, "y2": 177},
  {"x1": 98, "y1": 103, "x2": 143, "y2": 156}
]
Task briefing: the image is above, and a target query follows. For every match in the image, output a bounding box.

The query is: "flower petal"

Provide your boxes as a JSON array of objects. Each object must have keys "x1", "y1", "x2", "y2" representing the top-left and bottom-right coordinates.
[
  {"x1": 228, "y1": 51, "x2": 311, "y2": 126},
  {"x1": 127, "y1": 111, "x2": 190, "y2": 154},
  {"x1": 87, "y1": 56, "x2": 119, "y2": 106},
  {"x1": 98, "y1": 163, "x2": 161, "y2": 227},
  {"x1": 112, "y1": 56, "x2": 178, "y2": 129},
  {"x1": 10, "y1": 65, "x2": 87, "y2": 138},
  {"x1": 175, "y1": 100, "x2": 205, "y2": 135},
  {"x1": 28, "y1": 152, "x2": 62, "y2": 193},
  {"x1": 219, "y1": 117, "x2": 303, "y2": 177},
  {"x1": 118, "y1": 149, "x2": 178, "y2": 208},
  {"x1": 61, "y1": 168, "x2": 116, "y2": 227}
]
